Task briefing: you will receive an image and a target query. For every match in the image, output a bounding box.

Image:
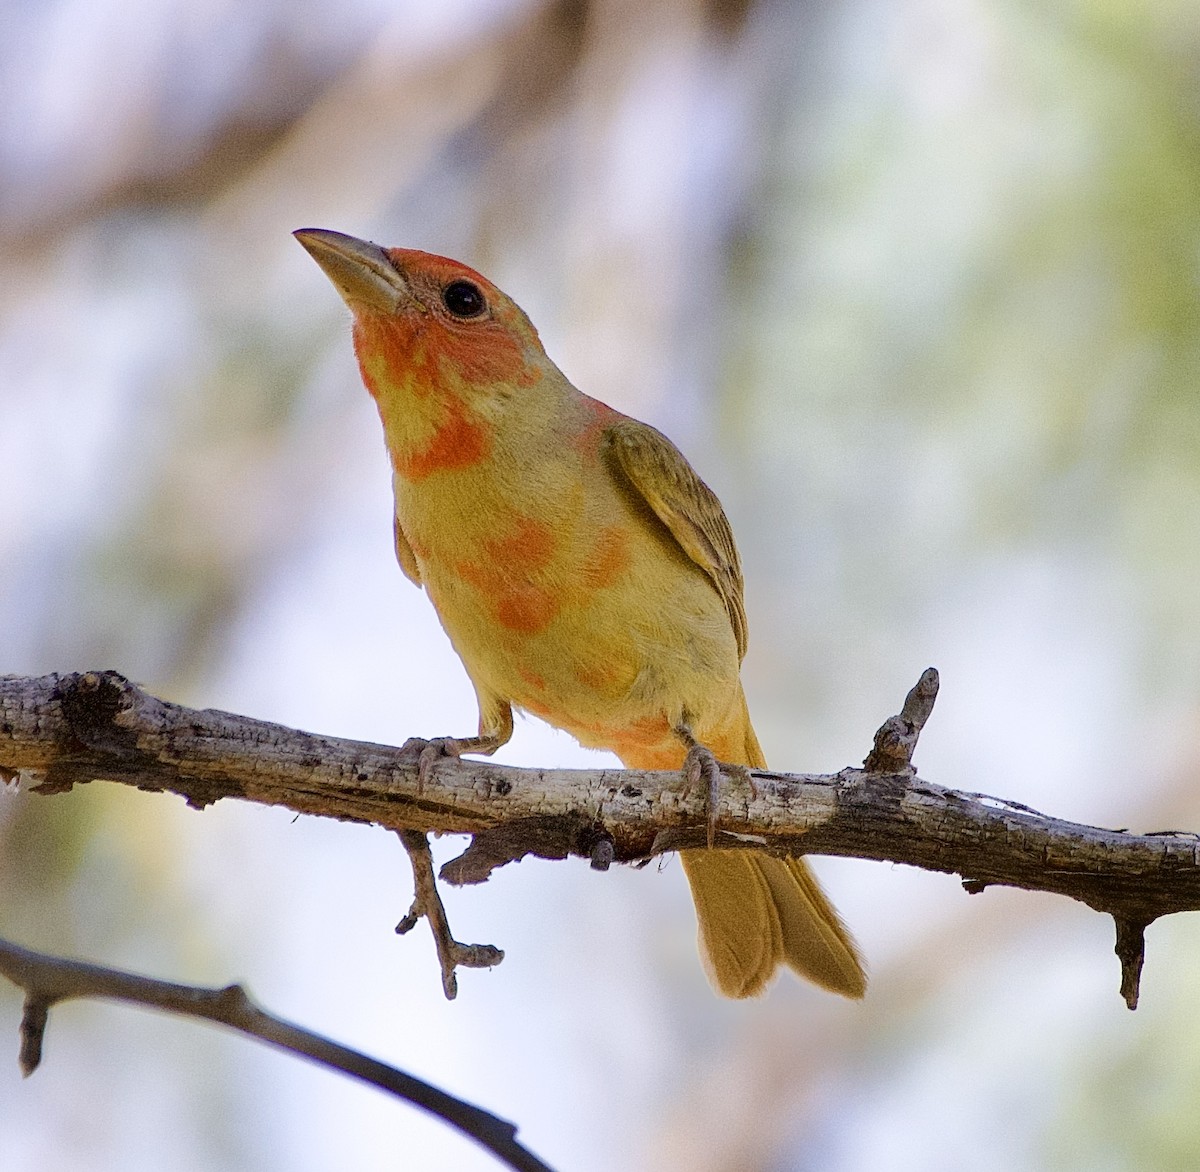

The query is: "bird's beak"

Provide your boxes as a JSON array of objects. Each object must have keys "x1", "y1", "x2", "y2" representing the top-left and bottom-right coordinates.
[{"x1": 293, "y1": 228, "x2": 409, "y2": 314}]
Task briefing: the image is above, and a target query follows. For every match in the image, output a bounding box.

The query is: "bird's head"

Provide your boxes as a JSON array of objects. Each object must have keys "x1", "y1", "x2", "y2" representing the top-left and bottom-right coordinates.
[
  {"x1": 294, "y1": 228, "x2": 549, "y2": 406},
  {"x1": 295, "y1": 228, "x2": 579, "y2": 482}
]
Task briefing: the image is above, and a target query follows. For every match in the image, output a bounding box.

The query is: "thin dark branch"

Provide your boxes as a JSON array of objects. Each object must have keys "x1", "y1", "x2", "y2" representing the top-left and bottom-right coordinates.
[
  {"x1": 4, "y1": 669, "x2": 1200, "y2": 1009},
  {"x1": 0, "y1": 936, "x2": 554, "y2": 1172}
]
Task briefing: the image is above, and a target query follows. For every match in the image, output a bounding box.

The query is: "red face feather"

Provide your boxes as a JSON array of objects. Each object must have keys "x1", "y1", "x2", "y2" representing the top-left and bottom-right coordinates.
[{"x1": 383, "y1": 249, "x2": 545, "y2": 390}]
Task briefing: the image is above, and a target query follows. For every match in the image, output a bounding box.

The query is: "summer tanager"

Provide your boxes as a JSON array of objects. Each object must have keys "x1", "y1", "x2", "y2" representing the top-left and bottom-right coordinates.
[{"x1": 295, "y1": 228, "x2": 865, "y2": 999}]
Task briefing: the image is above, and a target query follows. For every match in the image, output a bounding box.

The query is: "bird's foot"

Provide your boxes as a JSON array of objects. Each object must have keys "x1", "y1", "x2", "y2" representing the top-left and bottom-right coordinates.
[
  {"x1": 398, "y1": 734, "x2": 497, "y2": 792},
  {"x1": 683, "y1": 741, "x2": 723, "y2": 849},
  {"x1": 398, "y1": 736, "x2": 462, "y2": 792}
]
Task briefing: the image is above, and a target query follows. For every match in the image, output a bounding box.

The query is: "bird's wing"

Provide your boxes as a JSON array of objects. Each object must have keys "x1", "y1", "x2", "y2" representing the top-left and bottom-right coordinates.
[
  {"x1": 604, "y1": 417, "x2": 747, "y2": 660},
  {"x1": 393, "y1": 514, "x2": 423, "y2": 585}
]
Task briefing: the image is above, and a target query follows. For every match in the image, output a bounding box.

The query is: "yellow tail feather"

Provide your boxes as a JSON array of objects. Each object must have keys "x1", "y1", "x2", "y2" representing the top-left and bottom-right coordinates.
[{"x1": 634, "y1": 692, "x2": 865, "y2": 999}]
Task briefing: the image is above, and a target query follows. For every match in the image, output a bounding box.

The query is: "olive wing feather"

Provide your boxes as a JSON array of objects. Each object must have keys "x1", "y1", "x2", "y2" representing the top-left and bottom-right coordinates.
[{"x1": 604, "y1": 417, "x2": 748, "y2": 660}]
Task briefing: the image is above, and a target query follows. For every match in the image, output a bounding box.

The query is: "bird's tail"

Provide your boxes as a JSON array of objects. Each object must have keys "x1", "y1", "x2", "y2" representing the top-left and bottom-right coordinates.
[{"x1": 627, "y1": 692, "x2": 866, "y2": 999}]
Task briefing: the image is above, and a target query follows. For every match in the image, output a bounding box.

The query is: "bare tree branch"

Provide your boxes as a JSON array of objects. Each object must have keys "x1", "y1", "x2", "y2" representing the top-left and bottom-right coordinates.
[
  {"x1": 395, "y1": 828, "x2": 505, "y2": 999},
  {"x1": 4, "y1": 668, "x2": 1200, "y2": 1009},
  {"x1": 0, "y1": 936, "x2": 554, "y2": 1172}
]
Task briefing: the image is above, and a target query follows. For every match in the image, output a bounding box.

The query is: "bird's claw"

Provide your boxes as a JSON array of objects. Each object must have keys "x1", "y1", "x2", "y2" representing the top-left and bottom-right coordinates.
[
  {"x1": 398, "y1": 736, "x2": 464, "y2": 792},
  {"x1": 684, "y1": 743, "x2": 723, "y2": 849}
]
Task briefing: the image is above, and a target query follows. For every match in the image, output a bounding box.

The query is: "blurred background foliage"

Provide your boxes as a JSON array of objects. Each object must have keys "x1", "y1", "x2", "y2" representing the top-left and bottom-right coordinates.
[{"x1": 2, "y1": 0, "x2": 1199, "y2": 1168}]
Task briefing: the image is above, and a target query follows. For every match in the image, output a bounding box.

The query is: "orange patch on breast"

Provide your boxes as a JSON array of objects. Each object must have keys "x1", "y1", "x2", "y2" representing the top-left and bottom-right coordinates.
[
  {"x1": 573, "y1": 660, "x2": 623, "y2": 693},
  {"x1": 518, "y1": 666, "x2": 546, "y2": 692},
  {"x1": 628, "y1": 714, "x2": 673, "y2": 739},
  {"x1": 581, "y1": 525, "x2": 631, "y2": 589},
  {"x1": 454, "y1": 515, "x2": 561, "y2": 634},
  {"x1": 566, "y1": 713, "x2": 681, "y2": 767},
  {"x1": 392, "y1": 395, "x2": 490, "y2": 481},
  {"x1": 496, "y1": 588, "x2": 558, "y2": 633},
  {"x1": 492, "y1": 516, "x2": 554, "y2": 568},
  {"x1": 617, "y1": 743, "x2": 686, "y2": 770},
  {"x1": 608, "y1": 721, "x2": 683, "y2": 770},
  {"x1": 521, "y1": 697, "x2": 553, "y2": 720}
]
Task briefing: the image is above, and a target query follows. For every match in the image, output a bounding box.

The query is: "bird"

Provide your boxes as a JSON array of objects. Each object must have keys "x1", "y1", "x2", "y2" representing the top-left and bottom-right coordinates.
[{"x1": 294, "y1": 227, "x2": 865, "y2": 999}]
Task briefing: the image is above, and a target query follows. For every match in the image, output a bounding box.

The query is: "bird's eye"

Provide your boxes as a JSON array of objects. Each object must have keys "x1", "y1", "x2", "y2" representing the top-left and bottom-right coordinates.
[{"x1": 442, "y1": 280, "x2": 487, "y2": 319}]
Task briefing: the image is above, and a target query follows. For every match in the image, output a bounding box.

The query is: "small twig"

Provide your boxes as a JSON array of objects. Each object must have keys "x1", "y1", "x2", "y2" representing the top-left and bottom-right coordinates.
[
  {"x1": 0, "y1": 936, "x2": 553, "y2": 1172},
  {"x1": 863, "y1": 667, "x2": 939, "y2": 773},
  {"x1": 589, "y1": 837, "x2": 614, "y2": 871},
  {"x1": 395, "y1": 830, "x2": 504, "y2": 1000},
  {"x1": 1113, "y1": 916, "x2": 1150, "y2": 1011},
  {"x1": 18, "y1": 997, "x2": 49, "y2": 1077}
]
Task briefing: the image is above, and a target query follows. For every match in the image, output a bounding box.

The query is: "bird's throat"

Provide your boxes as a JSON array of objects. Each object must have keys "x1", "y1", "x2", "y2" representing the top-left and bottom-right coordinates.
[{"x1": 353, "y1": 316, "x2": 493, "y2": 481}]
